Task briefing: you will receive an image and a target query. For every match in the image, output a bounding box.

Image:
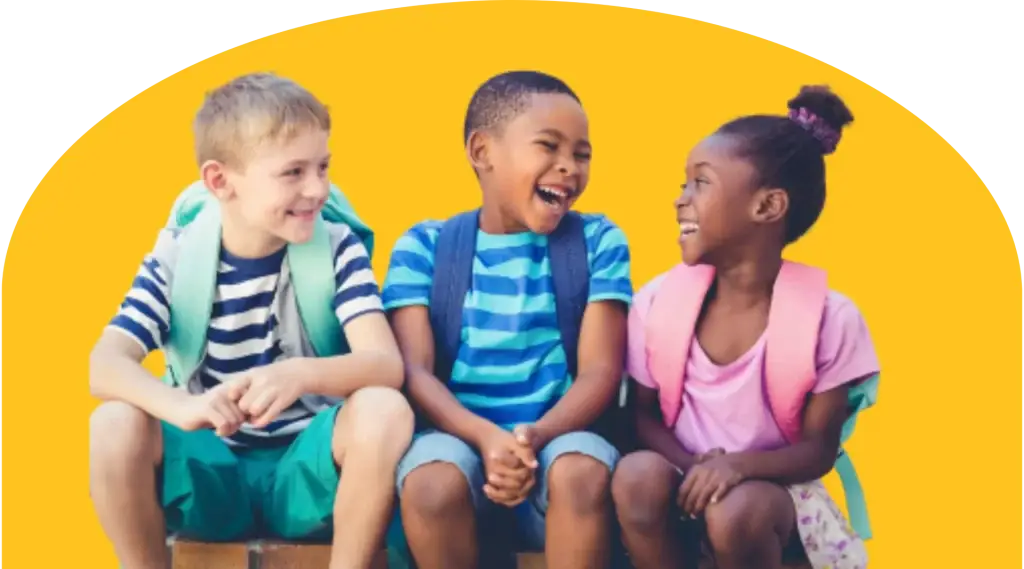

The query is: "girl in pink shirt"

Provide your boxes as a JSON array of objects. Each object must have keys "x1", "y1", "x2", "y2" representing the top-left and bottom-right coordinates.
[{"x1": 612, "y1": 87, "x2": 878, "y2": 569}]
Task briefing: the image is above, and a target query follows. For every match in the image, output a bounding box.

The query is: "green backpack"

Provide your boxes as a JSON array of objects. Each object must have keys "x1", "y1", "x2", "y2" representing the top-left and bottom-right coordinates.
[{"x1": 160, "y1": 181, "x2": 375, "y2": 388}]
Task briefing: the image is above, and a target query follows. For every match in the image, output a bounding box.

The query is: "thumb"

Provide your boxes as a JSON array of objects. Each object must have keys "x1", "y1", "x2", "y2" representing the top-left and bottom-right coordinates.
[
  {"x1": 227, "y1": 376, "x2": 251, "y2": 401},
  {"x1": 513, "y1": 424, "x2": 532, "y2": 445}
]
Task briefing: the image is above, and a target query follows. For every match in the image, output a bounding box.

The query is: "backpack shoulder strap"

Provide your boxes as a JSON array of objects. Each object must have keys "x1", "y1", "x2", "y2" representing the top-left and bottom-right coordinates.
[
  {"x1": 764, "y1": 260, "x2": 828, "y2": 443},
  {"x1": 429, "y1": 209, "x2": 479, "y2": 382},
  {"x1": 286, "y1": 183, "x2": 374, "y2": 359},
  {"x1": 547, "y1": 211, "x2": 589, "y2": 378},
  {"x1": 286, "y1": 217, "x2": 346, "y2": 358},
  {"x1": 165, "y1": 199, "x2": 221, "y2": 387},
  {"x1": 645, "y1": 262, "x2": 715, "y2": 427}
]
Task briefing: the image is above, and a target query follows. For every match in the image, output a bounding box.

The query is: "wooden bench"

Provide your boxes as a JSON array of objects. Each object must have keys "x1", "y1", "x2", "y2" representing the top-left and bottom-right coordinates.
[{"x1": 166, "y1": 536, "x2": 548, "y2": 569}]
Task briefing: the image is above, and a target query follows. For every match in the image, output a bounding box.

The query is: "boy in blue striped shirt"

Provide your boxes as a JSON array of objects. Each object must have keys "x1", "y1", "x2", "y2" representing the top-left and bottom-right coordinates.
[{"x1": 383, "y1": 71, "x2": 632, "y2": 569}]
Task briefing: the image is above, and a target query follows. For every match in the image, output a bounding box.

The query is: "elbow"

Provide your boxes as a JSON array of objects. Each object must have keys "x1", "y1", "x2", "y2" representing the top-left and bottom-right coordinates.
[
  {"x1": 381, "y1": 352, "x2": 406, "y2": 390},
  {"x1": 88, "y1": 346, "x2": 111, "y2": 400}
]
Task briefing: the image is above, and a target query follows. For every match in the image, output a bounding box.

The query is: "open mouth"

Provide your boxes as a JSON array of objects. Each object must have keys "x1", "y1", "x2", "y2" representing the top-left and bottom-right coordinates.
[
  {"x1": 679, "y1": 221, "x2": 699, "y2": 238},
  {"x1": 535, "y1": 185, "x2": 574, "y2": 210}
]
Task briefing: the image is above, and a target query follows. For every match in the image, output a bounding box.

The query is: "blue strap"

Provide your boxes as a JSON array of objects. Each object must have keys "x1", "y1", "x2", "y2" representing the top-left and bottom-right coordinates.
[
  {"x1": 547, "y1": 212, "x2": 589, "y2": 378},
  {"x1": 429, "y1": 210, "x2": 479, "y2": 382},
  {"x1": 835, "y1": 447, "x2": 871, "y2": 540}
]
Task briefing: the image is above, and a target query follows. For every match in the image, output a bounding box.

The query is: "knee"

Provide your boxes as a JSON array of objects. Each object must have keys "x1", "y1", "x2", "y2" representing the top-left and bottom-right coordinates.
[
  {"x1": 612, "y1": 451, "x2": 677, "y2": 531},
  {"x1": 337, "y1": 386, "x2": 414, "y2": 452},
  {"x1": 400, "y1": 462, "x2": 472, "y2": 520},
  {"x1": 548, "y1": 453, "x2": 612, "y2": 516},
  {"x1": 704, "y1": 482, "x2": 786, "y2": 556},
  {"x1": 89, "y1": 402, "x2": 160, "y2": 469}
]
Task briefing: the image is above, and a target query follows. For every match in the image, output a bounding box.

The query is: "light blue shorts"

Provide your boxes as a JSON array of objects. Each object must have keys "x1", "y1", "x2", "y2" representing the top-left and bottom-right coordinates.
[{"x1": 396, "y1": 429, "x2": 620, "y2": 549}]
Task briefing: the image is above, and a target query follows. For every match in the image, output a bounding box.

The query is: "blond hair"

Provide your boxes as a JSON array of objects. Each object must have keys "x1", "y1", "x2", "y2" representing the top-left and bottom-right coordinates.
[{"x1": 193, "y1": 73, "x2": 331, "y2": 168}]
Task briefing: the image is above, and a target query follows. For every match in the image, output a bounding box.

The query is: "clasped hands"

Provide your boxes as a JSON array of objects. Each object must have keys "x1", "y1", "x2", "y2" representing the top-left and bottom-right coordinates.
[
  {"x1": 479, "y1": 424, "x2": 544, "y2": 507},
  {"x1": 171, "y1": 359, "x2": 304, "y2": 437}
]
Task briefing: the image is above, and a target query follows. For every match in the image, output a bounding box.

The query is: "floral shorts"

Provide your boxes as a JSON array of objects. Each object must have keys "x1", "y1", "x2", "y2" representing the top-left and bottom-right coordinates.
[{"x1": 786, "y1": 480, "x2": 868, "y2": 569}]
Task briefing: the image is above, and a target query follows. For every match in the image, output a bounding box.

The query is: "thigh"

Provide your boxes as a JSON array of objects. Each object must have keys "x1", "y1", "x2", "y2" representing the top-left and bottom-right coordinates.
[
  {"x1": 159, "y1": 421, "x2": 254, "y2": 541},
  {"x1": 262, "y1": 405, "x2": 342, "y2": 540},
  {"x1": 397, "y1": 430, "x2": 488, "y2": 512},
  {"x1": 701, "y1": 480, "x2": 796, "y2": 553}
]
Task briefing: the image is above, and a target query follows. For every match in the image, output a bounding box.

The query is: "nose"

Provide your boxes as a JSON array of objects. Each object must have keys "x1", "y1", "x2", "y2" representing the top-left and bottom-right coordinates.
[
  {"x1": 556, "y1": 156, "x2": 578, "y2": 177},
  {"x1": 303, "y1": 179, "x2": 330, "y2": 201},
  {"x1": 675, "y1": 185, "x2": 691, "y2": 208}
]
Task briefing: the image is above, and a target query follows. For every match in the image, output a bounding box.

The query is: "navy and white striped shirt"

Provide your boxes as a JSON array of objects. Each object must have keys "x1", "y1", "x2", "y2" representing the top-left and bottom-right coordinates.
[{"x1": 108, "y1": 222, "x2": 383, "y2": 447}]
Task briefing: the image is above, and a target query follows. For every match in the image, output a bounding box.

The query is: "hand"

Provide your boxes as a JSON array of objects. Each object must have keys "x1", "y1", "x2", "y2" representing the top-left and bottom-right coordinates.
[
  {"x1": 513, "y1": 424, "x2": 549, "y2": 455},
  {"x1": 229, "y1": 359, "x2": 308, "y2": 429},
  {"x1": 695, "y1": 447, "x2": 726, "y2": 464},
  {"x1": 479, "y1": 426, "x2": 538, "y2": 507},
  {"x1": 678, "y1": 455, "x2": 744, "y2": 518},
  {"x1": 173, "y1": 383, "x2": 246, "y2": 437}
]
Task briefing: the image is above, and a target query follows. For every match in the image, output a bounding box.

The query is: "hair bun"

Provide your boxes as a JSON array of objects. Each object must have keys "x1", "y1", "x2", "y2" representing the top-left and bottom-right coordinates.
[{"x1": 786, "y1": 85, "x2": 854, "y2": 154}]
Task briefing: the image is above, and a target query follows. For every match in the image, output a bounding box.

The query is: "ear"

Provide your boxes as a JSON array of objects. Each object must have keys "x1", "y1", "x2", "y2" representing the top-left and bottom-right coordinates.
[
  {"x1": 752, "y1": 187, "x2": 788, "y2": 224},
  {"x1": 200, "y1": 160, "x2": 233, "y2": 200},
  {"x1": 466, "y1": 130, "x2": 493, "y2": 173}
]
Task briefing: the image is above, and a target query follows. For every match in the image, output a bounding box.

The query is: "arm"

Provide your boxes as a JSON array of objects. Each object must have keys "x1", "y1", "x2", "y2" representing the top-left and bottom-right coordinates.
[
  {"x1": 89, "y1": 248, "x2": 194, "y2": 425},
  {"x1": 389, "y1": 304, "x2": 499, "y2": 447},
  {"x1": 291, "y1": 225, "x2": 404, "y2": 397},
  {"x1": 633, "y1": 383, "x2": 701, "y2": 471},
  {"x1": 725, "y1": 383, "x2": 852, "y2": 485},
  {"x1": 89, "y1": 329, "x2": 190, "y2": 422},
  {"x1": 531, "y1": 300, "x2": 626, "y2": 447}
]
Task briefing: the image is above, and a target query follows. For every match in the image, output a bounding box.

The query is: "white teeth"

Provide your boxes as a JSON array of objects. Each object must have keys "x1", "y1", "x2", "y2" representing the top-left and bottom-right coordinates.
[
  {"x1": 538, "y1": 186, "x2": 569, "y2": 198},
  {"x1": 679, "y1": 222, "x2": 699, "y2": 235}
]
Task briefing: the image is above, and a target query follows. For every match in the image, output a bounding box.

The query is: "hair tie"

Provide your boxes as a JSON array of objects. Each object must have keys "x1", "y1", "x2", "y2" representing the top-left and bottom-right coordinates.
[{"x1": 788, "y1": 107, "x2": 840, "y2": 154}]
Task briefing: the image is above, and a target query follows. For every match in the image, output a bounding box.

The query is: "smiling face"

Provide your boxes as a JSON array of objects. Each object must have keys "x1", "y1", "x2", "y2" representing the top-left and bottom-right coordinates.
[
  {"x1": 204, "y1": 127, "x2": 332, "y2": 257},
  {"x1": 471, "y1": 92, "x2": 592, "y2": 235},
  {"x1": 676, "y1": 133, "x2": 769, "y2": 265}
]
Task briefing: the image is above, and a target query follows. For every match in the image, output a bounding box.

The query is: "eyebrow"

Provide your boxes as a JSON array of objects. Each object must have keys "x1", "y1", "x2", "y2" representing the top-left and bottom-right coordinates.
[
  {"x1": 537, "y1": 128, "x2": 591, "y2": 148},
  {"x1": 282, "y1": 154, "x2": 331, "y2": 168}
]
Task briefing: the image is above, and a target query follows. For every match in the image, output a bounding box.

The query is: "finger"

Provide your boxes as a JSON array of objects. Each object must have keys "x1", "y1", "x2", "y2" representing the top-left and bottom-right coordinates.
[
  {"x1": 207, "y1": 406, "x2": 232, "y2": 436},
  {"x1": 486, "y1": 449, "x2": 521, "y2": 472},
  {"x1": 677, "y1": 470, "x2": 698, "y2": 510},
  {"x1": 237, "y1": 384, "x2": 260, "y2": 413},
  {"x1": 222, "y1": 398, "x2": 246, "y2": 426},
  {"x1": 513, "y1": 425, "x2": 531, "y2": 445},
  {"x1": 483, "y1": 483, "x2": 520, "y2": 506},
  {"x1": 227, "y1": 376, "x2": 251, "y2": 401},
  {"x1": 709, "y1": 481, "x2": 732, "y2": 506},
  {"x1": 252, "y1": 397, "x2": 291, "y2": 429},
  {"x1": 679, "y1": 472, "x2": 704, "y2": 516},
  {"x1": 509, "y1": 444, "x2": 538, "y2": 469},
  {"x1": 691, "y1": 478, "x2": 720, "y2": 516},
  {"x1": 213, "y1": 399, "x2": 244, "y2": 435},
  {"x1": 245, "y1": 389, "x2": 277, "y2": 419}
]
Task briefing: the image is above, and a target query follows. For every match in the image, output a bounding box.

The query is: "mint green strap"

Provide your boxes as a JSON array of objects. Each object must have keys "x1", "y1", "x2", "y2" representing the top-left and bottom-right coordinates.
[
  {"x1": 835, "y1": 448, "x2": 871, "y2": 540},
  {"x1": 165, "y1": 205, "x2": 221, "y2": 386},
  {"x1": 287, "y1": 217, "x2": 346, "y2": 358}
]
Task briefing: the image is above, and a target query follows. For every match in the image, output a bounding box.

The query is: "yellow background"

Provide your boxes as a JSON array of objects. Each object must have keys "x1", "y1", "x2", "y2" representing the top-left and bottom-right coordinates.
[{"x1": 3, "y1": 2, "x2": 1020, "y2": 567}]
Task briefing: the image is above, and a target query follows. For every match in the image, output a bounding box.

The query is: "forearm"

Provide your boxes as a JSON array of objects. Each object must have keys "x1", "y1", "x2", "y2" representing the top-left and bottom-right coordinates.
[
  {"x1": 534, "y1": 372, "x2": 620, "y2": 446},
  {"x1": 406, "y1": 366, "x2": 499, "y2": 447},
  {"x1": 89, "y1": 352, "x2": 189, "y2": 422},
  {"x1": 637, "y1": 414, "x2": 699, "y2": 471},
  {"x1": 296, "y1": 350, "x2": 404, "y2": 399},
  {"x1": 729, "y1": 440, "x2": 837, "y2": 486}
]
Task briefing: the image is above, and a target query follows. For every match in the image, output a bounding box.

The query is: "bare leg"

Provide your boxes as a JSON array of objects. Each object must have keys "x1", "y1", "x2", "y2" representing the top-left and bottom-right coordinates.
[
  {"x1": 704, "y1": 481, "x2": 796, "y2": 569},
  {"x1": 329, "y1": 387, "x2": 414, "y2": 569},
  {"x1": 545, "y1": 454, "x2": 614, "y2": 569},
  {"x1": 612, "y1": 451, "x2": 688, "y2": 569},
  {"x1": 401, "y1": 462, "x2": 479, "y2": 569},
  {"x1": 89, "y1": 402, "x2": 167, "y2": 569}
]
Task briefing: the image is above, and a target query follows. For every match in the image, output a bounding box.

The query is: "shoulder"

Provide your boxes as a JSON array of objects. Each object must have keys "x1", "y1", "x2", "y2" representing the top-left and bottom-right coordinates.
[
  {"x1": 632, "y1": 271, "x2": 671, "y2": 315},
  {"x1": 579, "y1": 213, "x2": 627, "y2": 245},
  {"x1": 145, "y1": 226, "x2": 185, "y2": 281},
  {"x1": 394, "y1": 219, "x2": 444, "y2": 254},
  {"x1": 822, "y1": 290, "x2": 867, "y2": 329}
]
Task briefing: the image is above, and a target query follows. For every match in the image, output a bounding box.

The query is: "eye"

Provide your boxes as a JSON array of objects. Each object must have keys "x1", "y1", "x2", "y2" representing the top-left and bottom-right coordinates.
[
  {"x1": 536, "y1": 140, "x2": 558, "y2": 151},
  {"x1": 319, "y1": 161, "x2": 330, "y2": 175},
  {"x1": 283, "y1": 167, "x2": 302, "y2": 178},
  {"x1": 575, "y1": 151, "x2": 592, "y2": 161}
]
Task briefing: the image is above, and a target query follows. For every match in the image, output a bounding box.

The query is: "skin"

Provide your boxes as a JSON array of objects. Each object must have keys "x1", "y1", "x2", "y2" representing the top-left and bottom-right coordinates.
[
  {"x1": 612, "y1": 133, "x2": 857, "y2": 569},
  {"x1": 393, "y1": 93, "x2": 624, "y2": 569},
  {"x1": 88, "y1": 127, "x2": 413, "y2": 569}
]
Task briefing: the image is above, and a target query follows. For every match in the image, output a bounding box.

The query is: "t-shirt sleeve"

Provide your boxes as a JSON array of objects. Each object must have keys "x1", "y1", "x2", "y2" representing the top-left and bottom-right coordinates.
[
  {"x1": 585, "y1": 216, "x2": 633, "y2": 305},
  {"x1": 625, "y1": 276, "x2": 663, "y2": 389},
  {"x1": 813, "y1": 292, "x2": 881, "y2": 394},
  {"x1": 331, "y1": 225, "x2": 384, "y2": 326},
  {"x1": 106, "y1": 254, "x2": 172, "y2": 355},
  {"x1": 381, "y1": 221, "x2": 439, "y2": 311}
]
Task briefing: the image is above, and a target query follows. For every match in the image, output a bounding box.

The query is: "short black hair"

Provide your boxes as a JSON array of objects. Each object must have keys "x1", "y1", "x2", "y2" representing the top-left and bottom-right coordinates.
[
  {"x1": 717, "y1": 85, "x2": 854, "y2": 244},
  {"x1": 463, "y1": 71, "x2": 581, "y2": 145}
]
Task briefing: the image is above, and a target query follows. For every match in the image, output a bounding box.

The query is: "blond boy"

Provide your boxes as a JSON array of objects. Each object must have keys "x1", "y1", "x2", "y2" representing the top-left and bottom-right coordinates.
[{"x1": 88, "y1": 73, "x2": 412, "y2": 569}]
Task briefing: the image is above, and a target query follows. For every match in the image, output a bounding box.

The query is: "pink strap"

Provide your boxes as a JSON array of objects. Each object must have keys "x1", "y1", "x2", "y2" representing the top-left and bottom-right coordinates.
[
  {"x1": 765, "y1": 261, "x2": 828, "y2": 443},
  {"x1": 645, "y1": 263, "x2": 715, "y2": 427}
]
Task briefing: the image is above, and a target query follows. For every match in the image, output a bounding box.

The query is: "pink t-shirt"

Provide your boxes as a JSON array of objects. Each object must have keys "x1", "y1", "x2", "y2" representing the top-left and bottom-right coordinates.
[{"x1": 626, "y1": 273, "x2": 881, "y2": 455}]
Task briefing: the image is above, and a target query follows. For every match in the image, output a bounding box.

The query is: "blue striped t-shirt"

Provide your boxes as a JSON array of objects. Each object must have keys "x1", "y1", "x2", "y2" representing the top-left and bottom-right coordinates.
[{"x1": 381, "y1": 213, "x2": 632, "y2": 430}]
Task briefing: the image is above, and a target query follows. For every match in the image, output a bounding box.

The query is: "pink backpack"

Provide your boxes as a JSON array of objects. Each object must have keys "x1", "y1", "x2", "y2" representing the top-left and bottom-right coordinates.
[{"x1": 643, "y1": 260, "x2": 877, "y2": 539}]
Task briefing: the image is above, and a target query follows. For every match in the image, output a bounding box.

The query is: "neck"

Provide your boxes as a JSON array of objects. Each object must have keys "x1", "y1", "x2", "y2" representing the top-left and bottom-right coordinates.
[
  {"x1": 220, "y1": 211, "x2": 285, "y2": 259},
  {"x1": 478, "y1": 191, "x2": 527, "y2": 235},
  {"x1": 711, "y1": 249, "x2": 783, "y2": 308}
]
